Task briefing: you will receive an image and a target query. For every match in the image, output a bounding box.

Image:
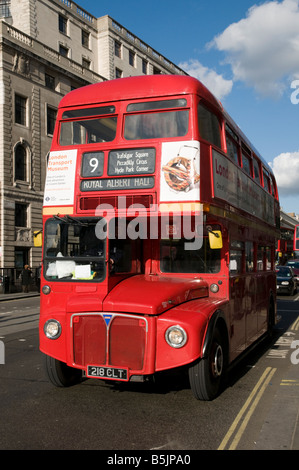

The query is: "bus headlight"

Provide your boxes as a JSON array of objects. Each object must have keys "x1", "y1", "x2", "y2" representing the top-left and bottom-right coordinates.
[
  {"x1": 165, "y1": 325, "x2": 187, "y2": 348},
  {"x1": 44, "y1": 319, "x2": 61, "y2": 339}
]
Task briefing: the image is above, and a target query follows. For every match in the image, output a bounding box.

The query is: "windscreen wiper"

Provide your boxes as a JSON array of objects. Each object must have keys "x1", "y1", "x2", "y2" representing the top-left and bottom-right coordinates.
[{"x1": 53, "y1": 214, "x2": 88, "y2": 226}]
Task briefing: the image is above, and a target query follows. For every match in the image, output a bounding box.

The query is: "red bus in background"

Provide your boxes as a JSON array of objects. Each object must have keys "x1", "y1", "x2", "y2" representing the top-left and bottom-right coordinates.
[
  {"x1": 40, "y1": 75, "x2": 280, "y2": 400},
  {"x1": 276, "y1": 236, "x2": 294, "y2": 264},
  {"x1": 294, "y1": 225, "x2": 299, "y2": 252}
]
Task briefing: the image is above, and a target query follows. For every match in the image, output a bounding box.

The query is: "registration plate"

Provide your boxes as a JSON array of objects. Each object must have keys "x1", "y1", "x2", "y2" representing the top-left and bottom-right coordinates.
[{"x1": 87, "y1": 365, "x2": 128, "y2": 381}]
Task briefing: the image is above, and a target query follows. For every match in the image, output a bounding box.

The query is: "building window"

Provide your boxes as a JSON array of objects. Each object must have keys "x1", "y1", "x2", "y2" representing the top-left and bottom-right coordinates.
[
  {"x1": 15, "y1": 248, "x2": 29, "y2": 271},
  {"x1": 15, "y1": 203, "x2": 28, "y2": 228},
  {"x1": 0, "y1": 0, "x2": 11, "y2": 18},
  {"x1": 15, "y1": 94, "x2": 27, "y2": 126},
  {"x1": 115, "y1": 40, "x2": 121, "y2": 58},
  {"x1": 45, "y1": 73, "x2": 55, "y2": 90},
  {"x1": 15, "y1": 144, "x2": 27, "y2": 181},
  {"x1": 129, "y1": 50, "x2": 135, "y2": 67},
  {"x1": 47, "y1": 106, "x2": 57, "y2": 136},
  {"x1": 82, "y1": 58, "x2": 91, "y2": 70},
  {"x1": 82, "y1": 29, "x2": 90, "y2": 48},
  {"x1": 142, "y1": 59, "x2": 148, "y2": 74},
  {"x1": 115, "y1": 68, "x2": 122, "y2": 79},
  {"x1": 59, "y1": 45, "x2": 69, "y2": 57},
  {"x1": 58, "y1": 14, "x2": 67, "y2": 35},
  {"x1": 153, "y1": 67, "x2": 161, "y2": 74}
]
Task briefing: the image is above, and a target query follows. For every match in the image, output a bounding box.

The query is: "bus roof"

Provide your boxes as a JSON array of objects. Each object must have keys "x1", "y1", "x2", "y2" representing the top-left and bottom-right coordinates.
[
  {"x1": 59, "y1": 75, "x2": 222, "y2": 111},
  {"x1": 59, "y1": 74, "x2": 274, "y2": 177}
]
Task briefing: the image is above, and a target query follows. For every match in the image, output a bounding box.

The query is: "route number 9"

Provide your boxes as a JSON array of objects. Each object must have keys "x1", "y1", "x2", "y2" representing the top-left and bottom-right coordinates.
[
  {"x1": 89, "y1": 157, "x2": 99, "y2": 173},
  {"x1": 82, "y1": 152, "x2": 104, "y2": 177}
]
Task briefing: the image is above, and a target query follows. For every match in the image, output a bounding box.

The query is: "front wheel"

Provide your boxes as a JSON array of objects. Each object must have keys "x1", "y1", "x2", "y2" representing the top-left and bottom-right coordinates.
[
  {"x1": 188, "y1": 327, "x2": 227, "y2": 401},
  {"x1": 44, "y1": 354, "x2": 82, "y2": 387}
]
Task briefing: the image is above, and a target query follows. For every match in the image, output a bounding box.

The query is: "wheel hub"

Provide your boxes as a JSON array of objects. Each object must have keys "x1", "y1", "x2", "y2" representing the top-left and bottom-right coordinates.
[{"x1": 212, "y1": 344, "x2": 223, "y2": 378}]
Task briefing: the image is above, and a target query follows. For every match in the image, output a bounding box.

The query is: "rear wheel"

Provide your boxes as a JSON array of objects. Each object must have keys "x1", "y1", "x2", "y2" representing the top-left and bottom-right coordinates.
[
  {"x1": 189, "y1": 327, "x2": 227, "y2": 400},
  {"x1": 44, "y1": 354, "x2": 82, "y2": 387}
]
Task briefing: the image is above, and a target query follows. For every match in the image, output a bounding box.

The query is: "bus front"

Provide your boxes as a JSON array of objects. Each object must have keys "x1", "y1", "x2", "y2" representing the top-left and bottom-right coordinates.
[{"x1": 40, "y1": 76, "x2": 228, "y2": 400}]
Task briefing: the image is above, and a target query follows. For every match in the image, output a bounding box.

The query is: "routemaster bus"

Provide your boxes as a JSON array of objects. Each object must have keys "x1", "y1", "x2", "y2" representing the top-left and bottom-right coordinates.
[
  {"x1": 40, "y1": 75, "x2": 280, "y2": 400},
  {"x1": 294, "y1": 225, "x2": 299, "y2": 252}
]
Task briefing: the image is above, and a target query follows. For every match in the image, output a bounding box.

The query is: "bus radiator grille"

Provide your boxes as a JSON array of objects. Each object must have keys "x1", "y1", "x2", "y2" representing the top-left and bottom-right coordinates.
[{"x1": 72, "y1": 314, "x2": 146, "y2": 371}]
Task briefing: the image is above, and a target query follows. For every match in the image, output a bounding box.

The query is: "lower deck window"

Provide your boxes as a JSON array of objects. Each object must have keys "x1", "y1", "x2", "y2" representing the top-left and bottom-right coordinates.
[{"x1": 160, "y1": 238, "x2": 221, "y2": 274}]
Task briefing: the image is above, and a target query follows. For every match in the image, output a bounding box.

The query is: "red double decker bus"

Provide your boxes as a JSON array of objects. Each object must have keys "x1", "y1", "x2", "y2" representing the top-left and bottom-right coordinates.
[
  {"x1": 294, "y1": 225, "x2": 299, "y2": 252},
  {"x1": 40, "y1": 75, "x2": 279, "y2": 400}
]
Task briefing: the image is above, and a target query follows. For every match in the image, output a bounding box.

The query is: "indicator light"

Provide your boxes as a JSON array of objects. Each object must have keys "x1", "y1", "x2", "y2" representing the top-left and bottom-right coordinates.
[{"x1": 42, "y1": 285, "x2": 51, "y2": 295}]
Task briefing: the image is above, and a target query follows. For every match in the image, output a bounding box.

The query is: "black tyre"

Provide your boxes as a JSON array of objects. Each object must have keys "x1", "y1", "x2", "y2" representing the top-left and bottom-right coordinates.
[
  {"x1": 189, "y1": 327, "x2": 227, "y2": 401},
  {"x1": 44, "y1": 354, "x2": 82, "y2": 387}
]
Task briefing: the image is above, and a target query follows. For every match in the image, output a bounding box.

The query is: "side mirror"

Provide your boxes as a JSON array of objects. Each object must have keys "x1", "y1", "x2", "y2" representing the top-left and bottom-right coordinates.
[
  {"x1": 208, "y1": 230, "x2": 223, "y2": 249},
  {"x1": 33, "y1": 230, "x2": 42, "y2": 247}
]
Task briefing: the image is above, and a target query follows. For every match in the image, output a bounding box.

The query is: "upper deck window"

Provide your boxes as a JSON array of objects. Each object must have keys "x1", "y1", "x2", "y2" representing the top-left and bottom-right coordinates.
[
  {"x1": 253, "y1": 157, "x2": 261, "y2": 184},
  {"x1": 226, "y1": 137, "x2": 239, "y2": 164},
  {"x1": 59, "y1": 107, "x2": 117, "y2": 146},
  {"x1": 60, "y1": 118, "x2": 117, "y2": 145},
  {"x1": 198, "y1": 103, "x2": 222, "y2": 148},
  {"x1": 225, "y1": 124, "x2": 239, "y2": 164},
  {"x1": 124, "y1": 99, "x2": 188, "y2": 140},
  {"x1": 241, "y1": 152, "x2": 251, "y2": 175},
  {"x1": 62, "y1": 106, "x2": 115, "y2": 119},
  {"x1": 270, "y1": 176, "x2": 277, "y2": 198},
  {"x1": 263, "y1": 168, "x2": 272, "y2": 193},
  {"x1": 127, "y1": 99, "x2": 187, "y2": 112},
  {"x1": 124, "y1": 111, "x2": 189, "y2": 140}
]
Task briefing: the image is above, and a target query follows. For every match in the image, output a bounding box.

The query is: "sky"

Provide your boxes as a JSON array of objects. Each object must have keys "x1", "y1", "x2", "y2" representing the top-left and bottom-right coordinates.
[{"x1": 78, "y1": 0, "x2": 299, "y2": 214}]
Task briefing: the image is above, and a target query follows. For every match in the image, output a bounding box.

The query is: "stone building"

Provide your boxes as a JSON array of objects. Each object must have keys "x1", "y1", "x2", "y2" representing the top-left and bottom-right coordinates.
[{"x1": 0, "y1": 0, "x2": 185, "y2": 281}]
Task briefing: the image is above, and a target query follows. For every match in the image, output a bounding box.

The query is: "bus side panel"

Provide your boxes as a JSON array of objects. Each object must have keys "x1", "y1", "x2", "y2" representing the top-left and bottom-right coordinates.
[
  {"x1": 257, "y1": 272, "x2": 276, "y2": 334},
  {"x1": 199, "y1": 142, "x2": 214, "y2": 206},
  {"x1": 245, "y1": 275, "x2": 258, "y2": 345}
]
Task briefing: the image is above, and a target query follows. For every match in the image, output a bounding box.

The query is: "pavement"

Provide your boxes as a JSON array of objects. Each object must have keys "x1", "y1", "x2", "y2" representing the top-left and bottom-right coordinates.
[
  {"x1": 0, "y1": 290, "x2": 298, "y2": 450},
  {"x1": 0, "y1": 291, "x2": 39, "y2": 302},
  {"x1": 254, "y1": 357, "x2": 299, "y2": 450}
]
